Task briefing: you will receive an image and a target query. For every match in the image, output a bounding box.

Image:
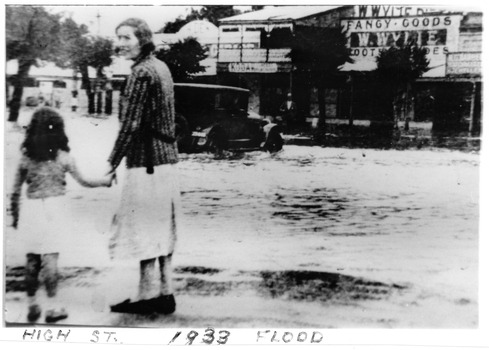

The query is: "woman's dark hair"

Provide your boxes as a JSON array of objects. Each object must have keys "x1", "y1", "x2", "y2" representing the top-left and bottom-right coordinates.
[
  {"x1": 116, "y1": 17, "x2": 155, "y2": 57},
  {"x1": 22, "y1": 107, "x2": 70, "y2": 161}
]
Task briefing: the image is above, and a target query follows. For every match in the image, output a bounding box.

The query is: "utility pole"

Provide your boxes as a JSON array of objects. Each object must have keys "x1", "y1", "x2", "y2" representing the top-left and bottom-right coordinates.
[{"x1": 96, "y1": 10, "x2": 101, "y2": 35}]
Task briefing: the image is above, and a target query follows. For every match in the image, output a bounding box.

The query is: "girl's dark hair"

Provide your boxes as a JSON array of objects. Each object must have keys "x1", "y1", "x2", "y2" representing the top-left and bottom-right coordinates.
[
  {"x1": 22, "y1": 107, "x2": 70, "y2": 161},
  {"x1": 116, "y1": 18, "x2": 155, "y2": 58}
]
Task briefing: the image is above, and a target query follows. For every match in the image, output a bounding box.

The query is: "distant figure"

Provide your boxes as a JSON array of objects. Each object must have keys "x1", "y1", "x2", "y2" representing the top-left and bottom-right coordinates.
[
  {"x1": 71, "y1": 90, "x2": 79, "y2": 112},
  {"x1": 8, "y1": 107, "x2": 113, "y2": 323},
  {"x1": 38, "y1": 92, "x2": 45, "y2": 106},
  {"x1": 278, "y1": 92, "x2": 298, "y2": 133},
  {"x1": 53, "y1": 88, "x2": 63, "y2": 109}
]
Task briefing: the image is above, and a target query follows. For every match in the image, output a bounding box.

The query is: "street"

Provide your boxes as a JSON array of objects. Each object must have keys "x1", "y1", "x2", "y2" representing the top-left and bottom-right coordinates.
[{"x1": 4, "y1": 109, "x2": 479, "y2": 328}]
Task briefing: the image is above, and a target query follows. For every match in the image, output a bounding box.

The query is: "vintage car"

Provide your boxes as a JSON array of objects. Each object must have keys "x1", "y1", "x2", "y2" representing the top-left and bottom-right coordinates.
[{"x1": 174, "y1": 83, "x2": 283, "y2": 154}]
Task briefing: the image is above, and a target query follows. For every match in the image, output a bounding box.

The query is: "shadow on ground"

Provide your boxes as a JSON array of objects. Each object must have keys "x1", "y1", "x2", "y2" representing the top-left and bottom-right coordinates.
[{"x1": 6, "y1": 265, "x2": 406, "y2": 305}]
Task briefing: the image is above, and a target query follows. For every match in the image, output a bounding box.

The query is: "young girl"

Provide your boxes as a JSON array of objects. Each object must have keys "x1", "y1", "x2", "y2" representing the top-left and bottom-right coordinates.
[{"x1": 9, "y1": 107, "x2": 113, "y2": 323}]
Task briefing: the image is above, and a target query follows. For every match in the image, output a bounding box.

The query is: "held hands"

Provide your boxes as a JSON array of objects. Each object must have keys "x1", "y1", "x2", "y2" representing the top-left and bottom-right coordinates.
[
  {"x1": 107, "y1": 172, "x2": 117, "y2": 187},
  {"x1": 103, "y1": 162, "x2": 117, "y2": 187}
]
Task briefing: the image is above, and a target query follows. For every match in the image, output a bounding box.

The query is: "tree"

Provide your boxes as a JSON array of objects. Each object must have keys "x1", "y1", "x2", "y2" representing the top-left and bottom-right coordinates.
[
  {"x1": 155, "y1": 38, "x2": 207, "y2": 82},
  {"x1": 6, "y1": 6, "x2": 62, "y2": 123},
  {"x1": 158, "y1": 8, "x2": 200, "y2": 33},
  {"x1": 198, "y1": 6, "x2": 241, "y2": 26},
  {"x1": 374, "y1": 43, "x2": 430, "y2": 130},
  {"x1": 56, "y1": 17, "x2": 113, "y2": 114},
  {"x1": 158, "y1": 5, "x2": 241, "y2": 33},
  {"x1": 288, "y1": 26, "x2": 352, "y2": 137}
]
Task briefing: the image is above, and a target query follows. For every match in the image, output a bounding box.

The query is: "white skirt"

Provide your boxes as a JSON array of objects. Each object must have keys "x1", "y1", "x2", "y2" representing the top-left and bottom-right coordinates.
[
  {"x1": 13, "y1": 195, "x2": 72, "y2": 256},
  {"x1": 108, "y1": 164, "x2": 181, "y2": 262}
]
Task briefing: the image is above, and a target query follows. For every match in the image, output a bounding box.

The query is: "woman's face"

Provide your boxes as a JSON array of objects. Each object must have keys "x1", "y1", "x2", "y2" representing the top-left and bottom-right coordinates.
[{"x1": 116, "y1": 25, "x2": 141, "y2": 60}]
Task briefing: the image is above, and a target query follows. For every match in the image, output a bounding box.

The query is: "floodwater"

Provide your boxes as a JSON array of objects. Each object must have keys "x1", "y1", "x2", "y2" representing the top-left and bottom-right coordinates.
[{"x1": 4, "y1": 112, "x2": 480, "y2": 328}]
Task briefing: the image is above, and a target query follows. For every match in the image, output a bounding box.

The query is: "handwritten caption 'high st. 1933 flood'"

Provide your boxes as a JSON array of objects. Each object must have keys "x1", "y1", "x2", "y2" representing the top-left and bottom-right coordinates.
[
  {"x1": 22, "y1": 329, "x2": 121, "y2": 344},
  {"x1": 21, "y1": 328, "x2": 324, "y2": 345}
]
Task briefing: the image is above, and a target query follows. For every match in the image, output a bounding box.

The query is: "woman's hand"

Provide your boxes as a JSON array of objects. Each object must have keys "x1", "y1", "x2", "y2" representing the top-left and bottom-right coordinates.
[
  {"x1": 109, "y1": 172, "x2": 117, "y2": 187},
  {"x1": 103, "y1": 162, "x2": 117, "y2": 187}
]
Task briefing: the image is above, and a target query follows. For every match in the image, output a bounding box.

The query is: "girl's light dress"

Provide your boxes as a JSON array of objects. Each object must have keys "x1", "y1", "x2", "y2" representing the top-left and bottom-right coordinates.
[{"x1": 10, "y1": 151, "x2": 108, "y2": 258}]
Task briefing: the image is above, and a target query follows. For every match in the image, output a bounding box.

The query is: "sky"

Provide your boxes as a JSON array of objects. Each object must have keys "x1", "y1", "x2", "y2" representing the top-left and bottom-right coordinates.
[
  {"x1": 46, "y1": 5, "x2": 197, "y2": 38},
  {"x1": 43, "y1": 4, "x2": 256, "y2": 38}
]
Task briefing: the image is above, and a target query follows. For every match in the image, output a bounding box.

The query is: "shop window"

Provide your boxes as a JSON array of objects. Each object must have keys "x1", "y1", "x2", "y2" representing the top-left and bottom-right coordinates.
[
  {"x1": 245, "y1": 26, "x2": 267, "y2": 49},
  {"x1": 222, "y1": 27, "x2": 239, "y2": 32},
  {"x1": 22, "y1": 77, "x2": 38, "y2": 87},
  {"x1": 268, "y1": 27, "x2": 293, "y2": 48},
  {"x1": 53, "y1": 80, "x2": 66, "y2": 88}
]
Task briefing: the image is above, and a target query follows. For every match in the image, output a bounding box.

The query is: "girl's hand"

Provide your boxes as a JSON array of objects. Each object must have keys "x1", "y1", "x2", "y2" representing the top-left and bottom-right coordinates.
[
  {"x1": 104, "y1": 162, "x2": 116, "y2": 176},
  {"x1": 6, "y1": 207, "x2": 18, "y2": 229}
]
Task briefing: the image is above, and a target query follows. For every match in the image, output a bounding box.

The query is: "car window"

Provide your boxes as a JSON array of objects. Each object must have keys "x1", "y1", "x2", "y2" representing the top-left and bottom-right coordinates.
[
  {"x1": 216, "y1": 91, "x2": 248, "y2": 111},
  {"x1": 175, "y1": 87, "x2": 215, "y2": 114},
  {"x1": 175, "y1": 86, "x2": 249, "y2": 116}
]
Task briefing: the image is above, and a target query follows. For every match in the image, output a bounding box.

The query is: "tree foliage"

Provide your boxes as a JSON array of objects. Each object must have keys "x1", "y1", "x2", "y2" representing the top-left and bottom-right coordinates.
[
  {"x1": 158, "y1": 8, "x2": 201, "y2": 33},
  {"x1": 56, "y1": 17, "x2": 89, "y2": 70},
  {"x1": 57, "y1": 18, "x2": 113, "y2": 77},
  {"x1": 6, "y1": 6, "x2": 61, "y2": 62},
  {"x1": 198, "y1": 6, "x2": 241, "y2": 26},
  {"x1": 288, "y1": 26, "x2": 352, "y2": 132},
  {"x1": 289, "y1": 26, "x2": 352, "y2": 84},
  {"x1": 374, "y1": 43, "x2": 430, "y2": 123},
  {"x1": 55, "y1": 17, "x2": 114, "y2": 113},
  {"x1": 159, "y1": 5, "x2": 241, "y2": 33},
  {"x1": 155, "y1": 38, "x2": 207, "y2": 82},
  {"x1": 6, "y1": 6, "x2": 62, "y2": 122},
  {"x1": 375, "y1": 44, "x2": 430, "y2": 88}
]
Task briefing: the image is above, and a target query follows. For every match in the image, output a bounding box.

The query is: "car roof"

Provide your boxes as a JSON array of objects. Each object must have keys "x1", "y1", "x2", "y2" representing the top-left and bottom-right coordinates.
[{"x1": 174, "y1": 83, "x2": 249, "y2": 93}]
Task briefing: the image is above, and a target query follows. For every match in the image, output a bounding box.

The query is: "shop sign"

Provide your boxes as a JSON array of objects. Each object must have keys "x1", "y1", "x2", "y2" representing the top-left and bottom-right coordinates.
[
  {"x1": 228, "y1": 63, "x2": 278, "y2": 73},
  {"x1": 459, "y1": 33, "x2": 482, "y2": 52},
  {"x1": 340, "y1": 14, "x2": 462, "y2": 77},
  {"x1": 354, "y1": 5, "x2": 446, "y2": 18},
  {"x1": 446, "y1": 52, "x2": 482, "y2": 76}
]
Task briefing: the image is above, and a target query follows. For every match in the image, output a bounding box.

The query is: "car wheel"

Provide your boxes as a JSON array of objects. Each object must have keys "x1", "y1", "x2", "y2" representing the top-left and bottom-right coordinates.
[
  {"x1": 263, "y1": 124, "x2": 283, "y2": 153},
  {"x1": 206, "y1": 126, "x2": 228, "y2": 155}
]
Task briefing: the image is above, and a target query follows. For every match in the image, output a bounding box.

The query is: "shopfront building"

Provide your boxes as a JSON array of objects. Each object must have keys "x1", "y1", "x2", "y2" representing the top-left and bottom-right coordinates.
[{"x1": 217, "y1": 5, "x2": 482, "y2": 135}]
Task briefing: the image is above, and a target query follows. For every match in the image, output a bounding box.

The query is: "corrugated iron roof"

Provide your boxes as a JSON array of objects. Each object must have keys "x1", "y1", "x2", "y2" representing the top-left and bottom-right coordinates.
[{"x1": 220, "y1": 5, "x2": 342, "y2": 23}]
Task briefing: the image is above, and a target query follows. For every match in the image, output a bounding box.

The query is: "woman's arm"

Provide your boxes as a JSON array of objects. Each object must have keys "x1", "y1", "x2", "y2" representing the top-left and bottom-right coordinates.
[{"x1": 108, "y1": 69, "x2": 151, "y2": 170}]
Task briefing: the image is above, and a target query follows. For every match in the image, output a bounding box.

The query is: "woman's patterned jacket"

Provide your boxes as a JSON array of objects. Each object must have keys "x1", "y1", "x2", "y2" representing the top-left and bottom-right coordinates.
[{"x1": 109, "y1": 54, "x2": 179, "y2": 171}]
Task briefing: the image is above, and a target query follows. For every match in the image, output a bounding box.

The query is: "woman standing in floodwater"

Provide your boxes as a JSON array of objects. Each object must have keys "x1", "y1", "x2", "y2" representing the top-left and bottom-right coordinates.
[{"x1": 106, "y1": 17, "x2": 181, "y2": 315}]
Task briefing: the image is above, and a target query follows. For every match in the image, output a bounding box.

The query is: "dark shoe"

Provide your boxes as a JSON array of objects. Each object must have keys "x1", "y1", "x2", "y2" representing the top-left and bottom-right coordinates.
[
  {"x1": 27, "y1": 304, "x2": 41, "y2": 323},
  {"x1": 110, "y1": 299, "x2": 132, "y2": 313},
  {"x1": 153, "y1": 294, "x2": 176, "y2": 315},
  {"x1": 110, "y1": 298, "x2": 153, "y2": 315},
  {"x1": 45, "y1": 308, "x2": 68, "y2": 323},
  {"x1": 110, "y1": 295, "x2": 176, "y2": 315}
]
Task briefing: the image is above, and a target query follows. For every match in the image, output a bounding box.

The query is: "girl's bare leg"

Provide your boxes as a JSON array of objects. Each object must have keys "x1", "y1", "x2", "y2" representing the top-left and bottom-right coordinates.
[
  {"x1": 42, "y1": 253, "x2": 59, "y2": 297},
  {"x1": 42, "y1": 253, "x2": 67, "y2": 323},
  {"x1": 25, "y1": 253, "x2": 41, "y2": 322}
]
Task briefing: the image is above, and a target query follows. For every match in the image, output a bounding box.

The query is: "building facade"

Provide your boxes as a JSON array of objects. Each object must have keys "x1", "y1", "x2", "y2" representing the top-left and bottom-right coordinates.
[
  {"x1": 216, "y1": 5, "x2": 482, "y2": 135},
  {"x1": 216, "y1": 6, "x2": 354, "y2": 118},
  {"x1": 339, "y1": 5, "x2": 482, "y2": 135}
]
